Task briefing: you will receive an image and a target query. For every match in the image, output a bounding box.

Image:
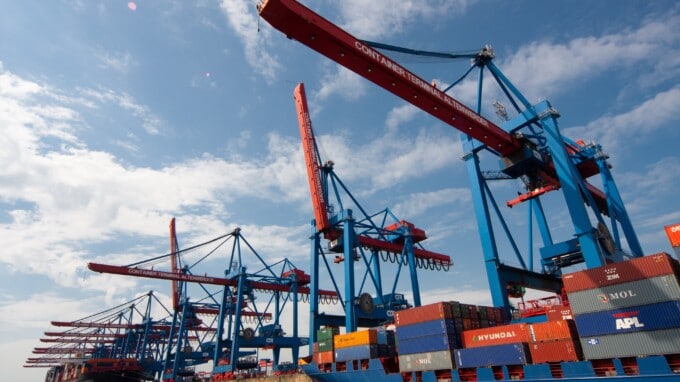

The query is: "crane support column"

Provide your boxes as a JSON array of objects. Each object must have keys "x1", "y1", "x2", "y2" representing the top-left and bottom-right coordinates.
[
  {"x1": 537, "y1": 101, "x2": 605, "y2": 268},
  {"x1": 343, "y1": 209, "x2": 357, "y2": 332}
]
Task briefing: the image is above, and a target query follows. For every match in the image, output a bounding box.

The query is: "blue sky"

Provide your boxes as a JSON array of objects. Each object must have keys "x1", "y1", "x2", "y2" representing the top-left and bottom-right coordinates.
[{"x1": 2, "y1": 1, "x2": 679, "y2": 380}]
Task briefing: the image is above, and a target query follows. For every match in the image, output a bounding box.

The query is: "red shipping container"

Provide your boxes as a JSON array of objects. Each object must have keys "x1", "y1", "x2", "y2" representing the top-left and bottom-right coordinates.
[
  {"x1": 312, "y1": 342, "x2": 319, "y2": 353},
  {"x1": 545, "y1": 305, "x2": 574, "y2": 321},
  {"x1": 528, "y1": 339, "x2": 582, "y2": 364},
  {"x1": 313, "y1": 350, "x2": 334, "y2": 364},
  {"x1": 666, "y1": 223, "x2": 680, "y2": 247},
  {"x1": 562, "y1": 252, "x2": 679, "y2": 293},
  {"x1": 530, "y1": 320, "x2": 577, "y2": 342},
  {"x1": 394, "y1": 302, "x2": 452, "y2": 326},
  {"x1": 462, "y1": 323, "x2": 531, "y2": 348}
]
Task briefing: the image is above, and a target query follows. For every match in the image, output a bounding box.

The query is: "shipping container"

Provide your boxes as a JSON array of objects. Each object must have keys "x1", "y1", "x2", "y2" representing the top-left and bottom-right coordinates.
[
  {"x1": 528, "y1": 339, "x2": 582, "y2": 364},
  {"x1": 580, "y1": 327, "x2": 680, "y2": 360},
  {"x1": 334, "y1": 344, "x2": 379, "y2": 362},
  {"x1": 397, "y1": 333, "x2": 459, "y2": 355},
  {"x1": 530, "y1": 320, "x2": 577, "y2": 342},
  {"x1": 374, "y1": 327, "x2": 395, "y2": 346},
  {"x1": 562, "y1": 252, "x2": 679, "y2": 293},
  {"x1": 394, "y1": 301, "x2": 453, "y2": 326},
  {"x1": 567, "y1": 274, "x2": 680, "y2": 315},
  {"x1": 317, "y1": 327, "x2": 340, "y2": 340},
  {"x1": 454, "y1": 343, "x2": 530, "y2": 368},
  {"x1": 545, "y1": 305, "x2": 574, "y2": 321},
  {"x1": 450, "y1": 301, "x2": 462, "y2": 318},
  {"x1": 395, "y1": 319, "x2": 456, "y2": 340},
  {"x1": 461, "y1": 323, "x2": 531, "y2": 348},
  {"x1": 665, "y1": 224, "x2": 680, "y2": 247},
  {"x1": 574, "y1": 300, "x2": 680, "y2": 337},
  {"x1": 313, "y1": 350, "x2": 334, "y2": 364},
  {"x1": 317, "y1": 338, "x2": 333, "y2": 352},
  {"x1": 334, "y1": 329, "x2": 377, "y2": 349},
  {"x1": 398, "y1": 350, "x2": 455, "y2": 372}
]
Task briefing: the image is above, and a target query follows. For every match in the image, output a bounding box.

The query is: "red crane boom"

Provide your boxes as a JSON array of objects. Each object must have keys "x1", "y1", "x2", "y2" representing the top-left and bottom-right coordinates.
[
  {"x1": 87, "y1": 262, "x2": 338, "y2": 298},
  {"x1": 259, "y1": 0, "x2": 520, "y2": 156},
  {"x1": 294, "y1": 83, "x2": 331, "y2": 235}
]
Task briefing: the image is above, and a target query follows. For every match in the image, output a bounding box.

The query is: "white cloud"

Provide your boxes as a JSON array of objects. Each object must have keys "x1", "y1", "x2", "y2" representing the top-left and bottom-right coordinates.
[
  {"x1": 94, "y1": 50, "x2": 137, "y2": 74},
  {"x1": 499, "y1": 13, "x2": 680, "y2": 102},
  {"x1": 393, "y1": 187, "x2": 470, "y2": 218},
  {"x1": 219, "y1": 0, "x2": 282, "y2": 83},
  {"x1": 315, "y1": 66, "x2": 367, "y2": 102},
  {"x1": 337, "y1": 0, "x2": 472, "y2": 40},
  {"x1": 565, "y1": 87, "x2": 680, "y2": 154},
  {"x1": 386, "y1": 103, "x2": 419, "y2": 131}
]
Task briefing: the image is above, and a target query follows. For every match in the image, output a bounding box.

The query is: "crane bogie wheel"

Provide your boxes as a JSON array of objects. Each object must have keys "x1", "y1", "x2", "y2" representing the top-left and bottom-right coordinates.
[
  {"x1": 358, "y1": 293, "x2": 375, "y2": 314},
  {"x1": 242, "y1": 327, "x2": 255, "y2": 341}
]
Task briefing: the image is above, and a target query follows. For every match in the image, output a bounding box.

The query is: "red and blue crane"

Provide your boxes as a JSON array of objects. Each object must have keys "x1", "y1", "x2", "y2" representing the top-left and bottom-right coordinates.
[
  {"x1": 258, "y1": 0, "x2": 644, "y2": 311},
  {"x1": 294, "y1": 82, "x2": 453, "y2": 343}
]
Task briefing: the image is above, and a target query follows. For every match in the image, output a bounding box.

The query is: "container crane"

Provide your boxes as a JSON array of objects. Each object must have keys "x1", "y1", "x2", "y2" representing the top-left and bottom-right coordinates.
[
  {"x1": 294, "y1": 83, "x2": 453, "y2": 342},
  {"x1": 88, "y1": 221, "x2": 335, "y2": 380},
  {"x1": 258, "y1": 0, "x2": 644, "y2": 310},
  {"x1": 27, "y1": 292, "x2": 172, "y2": 381}
]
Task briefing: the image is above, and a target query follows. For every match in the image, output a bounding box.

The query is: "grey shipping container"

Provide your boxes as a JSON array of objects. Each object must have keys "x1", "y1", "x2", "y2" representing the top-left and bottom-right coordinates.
[
  {"x1": 454, "y1": 343, "x2": 530, "y2": 368},
  {"x1": 580, "y1": 327, "x2": 680, "y2": 360},
  {"x1": 568, "y1": 274, "x2": 680, "y2": 315},
  {"x1": 398, "y1": 350, "x2": 455, "y2": 372}
]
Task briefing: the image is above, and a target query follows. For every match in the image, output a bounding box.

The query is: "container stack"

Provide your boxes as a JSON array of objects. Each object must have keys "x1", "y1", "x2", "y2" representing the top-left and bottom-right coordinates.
[
  {"x1": 456, "y1": 323, "x2": 532, "y2": 368},
  {"x1": 395, "y1": 302, "x2": 459, "y2": 372},
  {"x1": 562, "y1": 252, "x2": 680, "y2": 360},
  {"x1": 527, "y1": 320, "x2": 582, "y2": 363},
  {"x1": 313, "y1": 327, "x2": 338, "y2": 365},
  {"x1": 333, "y1": 330, "x2": 379, "y2": 362}
]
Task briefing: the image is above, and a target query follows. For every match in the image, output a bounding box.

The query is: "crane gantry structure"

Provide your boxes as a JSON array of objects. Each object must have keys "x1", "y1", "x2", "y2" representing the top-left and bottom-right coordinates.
[
  {"x1": 87, "y1": 219, "x2": 340, "y2": 380},
  {"x1": 294, "y1": 83, "x2": 453, "y2": 343},
  {"x1": 26, "y1": 291, "x2": 173, "y2": 381},
  {"x1": 258, "y1": 0, "x2": 644, "y2": 310}
]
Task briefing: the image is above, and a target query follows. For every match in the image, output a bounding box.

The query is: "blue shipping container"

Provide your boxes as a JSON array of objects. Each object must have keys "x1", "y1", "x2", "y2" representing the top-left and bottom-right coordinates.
[
  {"x1": 334, "y1": 344, "x2": 379, "y2": 362},
  {"x1": 397, "y1": 333, "x2": 459, "y2": 355},
  {"x1": 396, "y1": 318, "x2": 456, "y2": 340},
  {"x1": 574, "y1": 300, "x2": 680, "y2": 337},
  {"x1": 375, "y1": 328, "x2": 395, "y2": 346},
  {"x1": 454, "y1": 343, "x2": 529, "y2": 368}
]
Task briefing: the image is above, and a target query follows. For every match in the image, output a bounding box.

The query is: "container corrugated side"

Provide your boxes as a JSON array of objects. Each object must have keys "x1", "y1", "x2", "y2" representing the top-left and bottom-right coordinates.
[
  {"x1": 333, "y1": 329, "x2": 377, "y2": 349},
  {"x1": 395, "y1": 318, "x2": 456, "y2": 340},
  {"x1": 580, "y1": 327, "x2": 680, "y2": 359},
  {"x1": 334, "y1": 344, "x2": 379, "y2": 362},
  {"x1": 313, "y1": 350, "x2": 334, "y2": 364},
  {"x1": 562, "y1": 252, "x2": 679, "y2": 293},
  {"x1": 528, "y1": 339, "x2": 582, "y2": 364},
  {"x1": 568, "y1": 274, "x2": 680, "y2": 315},
  {"x1": 396, "y1": 333, "x2": 459, "y2": 355},
  {"x1": 317, "y1": 327, "x2": 339, "y2": 341},
  {"x1": 574, "y1": 300, "x2": 680, "y2": 337},
  {"x1": 461, "y1": 323, "x2": 531, "y2": 348},
  {"x1": 394, "y1": 301, "x2": 452, "y2": 326},
  {"x1": 545, "y1": 305, "x2": 573, "y2": 321},
  {"x1": 454, "y1": 343, "x2": 530, "y2": 368},
  {"x1": 398, "y1": 350, "x2": 455, "y2": 372},
  {"x1": 530, "y1": 320, "x2": 577, "y2": 342},
  {"x1": 317, "y1": 338, "x2": 333, "y2": 352}
]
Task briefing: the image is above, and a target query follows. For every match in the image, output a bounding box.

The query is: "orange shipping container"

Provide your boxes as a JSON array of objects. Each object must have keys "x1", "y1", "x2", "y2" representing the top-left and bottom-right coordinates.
[
  {"x1": 333, "y1": 329, "x2": 377, "y2": 349},
  {"x1": 528, "y1": 339, "x2": 582, "y2": 364},
  {"x1": 665, "y1": 223, "x2": 680, "y2": 247},
  {"x1": 545, "y1": 305, "x2": 573, "y2": 321},
  {"x1": 395, "y1": 302, "x2": 453, "y2": 326},
  {"x1": 313, "y1": 350, "x2": 334, "y2": 364},
  {"x1": 530, "y1": 320, "x2": 577, "y2": 342},
  {"x1": 462, "y1": 323, "x2": 531, "y2": 348}
]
